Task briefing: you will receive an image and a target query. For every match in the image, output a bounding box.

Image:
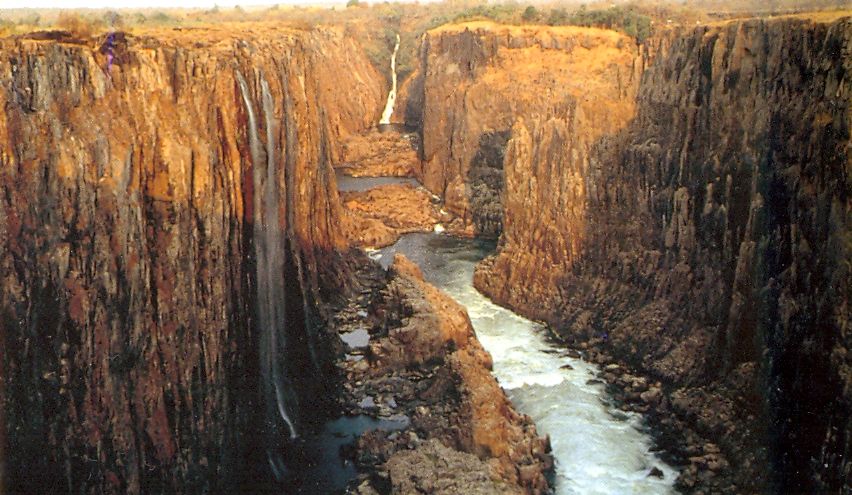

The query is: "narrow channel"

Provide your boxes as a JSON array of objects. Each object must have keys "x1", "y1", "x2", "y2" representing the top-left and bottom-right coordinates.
[{"x1": 374, "y1": 232, "x2": 680, "y2": 494}]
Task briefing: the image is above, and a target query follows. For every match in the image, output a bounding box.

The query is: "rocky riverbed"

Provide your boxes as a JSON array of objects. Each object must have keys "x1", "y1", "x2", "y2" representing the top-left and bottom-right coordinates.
[{"x1": 324, "y1": 253, "x2": 552, "y2": 494}]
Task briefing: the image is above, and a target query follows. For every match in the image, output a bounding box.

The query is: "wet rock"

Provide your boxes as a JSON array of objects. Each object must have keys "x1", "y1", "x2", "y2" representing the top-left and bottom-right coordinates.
[
  {"x1": 640, "y1": 387, "x2": 663, "y2": 406},
  {"x1": 356, "y1": 479, "x2": 381, "y2": 495},
  {"x1": 340, "y1": 254, "x2": 551, "y2": 493}
]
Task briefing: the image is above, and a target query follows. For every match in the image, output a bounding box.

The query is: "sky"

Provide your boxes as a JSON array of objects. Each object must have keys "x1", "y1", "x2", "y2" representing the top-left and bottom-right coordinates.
[{"x1": 0, "y1": 0, "x2": 293, "y2": 8}]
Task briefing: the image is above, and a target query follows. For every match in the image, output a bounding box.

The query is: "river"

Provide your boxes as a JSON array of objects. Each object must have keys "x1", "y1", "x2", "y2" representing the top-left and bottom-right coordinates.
[{"x1": 376, "y1": 232, "x2": 679, "y2": 494}]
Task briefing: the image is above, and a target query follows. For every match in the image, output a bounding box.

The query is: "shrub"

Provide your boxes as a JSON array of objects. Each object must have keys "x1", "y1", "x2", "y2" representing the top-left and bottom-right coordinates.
[
  {"x1": 56, "y1": 12, "x2": 98, "y2": 38},
  {"x1": 522, "y1": 5, "x2": 538, "y2": 22},
  {"x1": 546, "y1": 7, "x2": 569, "y2": 25},
  {"x1": 150, "y1": 11, "x2": 179, "y2": 26},
  {"x1": 545, "y1": 5, "x2": 654, "y2": 42},
  {"x1": 453, "y1": 4, "x2": 523, "y2": 24}
]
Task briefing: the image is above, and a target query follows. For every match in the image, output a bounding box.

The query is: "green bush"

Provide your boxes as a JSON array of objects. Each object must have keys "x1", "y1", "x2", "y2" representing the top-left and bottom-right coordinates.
[
  {"x1": 452, "y1": 3, "x2": 523, "y2": 24},
  {"x1": 150, "y1": 11, "x2": 179, "y2": 25},
  {"x1": 522, "y1": 5, "x2": 538, "y2": 22},
  {"x1": 546, "y1": 5, "x2": 654, "y2": 42},
  {"x1": 546, "y1": 7, "x2": 569, "y2": 25}
]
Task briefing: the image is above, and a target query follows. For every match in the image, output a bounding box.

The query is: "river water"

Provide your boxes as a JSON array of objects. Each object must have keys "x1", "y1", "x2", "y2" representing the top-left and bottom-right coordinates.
[
  {"x1": 334, "y1": 169, "x2": 420, "y2": 192},
  {"x1": 377, "y1": 233, "x2": 679, "y2": 494}
]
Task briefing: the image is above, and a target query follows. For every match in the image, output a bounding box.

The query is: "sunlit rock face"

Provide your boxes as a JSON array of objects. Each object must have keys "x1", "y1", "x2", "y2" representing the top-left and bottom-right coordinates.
[
  {"x1": 416, "y1": 22, "x2": 643, "y2": 241},
  {"x1": 0, "y1": 26, "x2": 384, "y2": 493},
  {"x1": 416, "y1": 17, "x2": 851, "y2": 494}
]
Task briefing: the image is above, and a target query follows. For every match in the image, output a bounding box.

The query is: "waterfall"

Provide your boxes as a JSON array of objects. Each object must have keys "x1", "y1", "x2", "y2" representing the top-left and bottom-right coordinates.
[
  {"x1": 379, "y1": 34, "x2": 401, "y2": 125},
  {"x1": 236, "y1": 70, "x2": 298, "y2": 442}
]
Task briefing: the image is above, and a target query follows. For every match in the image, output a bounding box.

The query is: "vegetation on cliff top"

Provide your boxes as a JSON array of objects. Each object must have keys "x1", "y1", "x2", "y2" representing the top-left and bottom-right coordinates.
[{"x1": 0, "y1": 1, "x2": 848, "y2": 87}]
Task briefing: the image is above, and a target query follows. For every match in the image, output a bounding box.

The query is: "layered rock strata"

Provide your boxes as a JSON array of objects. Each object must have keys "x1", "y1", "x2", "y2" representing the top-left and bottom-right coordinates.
[
  {"x1": 339, "y1": 129, "x2": 420, "y2": 177},
  {"x1": 0, "y1": 24, "x2": 384, "y2": 493}
]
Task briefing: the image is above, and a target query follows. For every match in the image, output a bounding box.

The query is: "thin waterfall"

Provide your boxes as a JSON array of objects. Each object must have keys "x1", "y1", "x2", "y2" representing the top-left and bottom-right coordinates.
[
  {"x1": 379, "y1": 34, "x2": 401, "y2": 125},
  {"x1": 236, "y1": 70, "x2": 298, "y2": 442}
]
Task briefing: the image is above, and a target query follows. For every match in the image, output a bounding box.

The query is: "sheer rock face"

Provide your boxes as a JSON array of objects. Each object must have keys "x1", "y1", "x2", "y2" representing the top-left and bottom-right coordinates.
[
  {"x1": 0, "y1": 26, "x2": 384, "y2": 493},
  {"x1": 418, "y1": 22, "x2": 643, "y2": 239},
  {"x1": 419, "y1": 17, "x2": 851, "y2": 493}
]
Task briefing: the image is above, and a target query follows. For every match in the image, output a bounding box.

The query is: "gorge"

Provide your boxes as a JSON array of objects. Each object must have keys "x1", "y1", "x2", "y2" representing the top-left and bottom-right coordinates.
[{"x1": 0, "y1": 7, "x2": 850, "y2": 495}]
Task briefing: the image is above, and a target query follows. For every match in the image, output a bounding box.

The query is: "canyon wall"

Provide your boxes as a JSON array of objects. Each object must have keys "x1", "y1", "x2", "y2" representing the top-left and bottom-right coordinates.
[
  {"x1": 417, "y1": 22, "x2": 643, "y2": 238},
  {"x1": 417, "y1": 16, "x2": 851, "y2": 493},
  {"x1": 0, "y1": 25, "x2": 384, "y2": 493}
]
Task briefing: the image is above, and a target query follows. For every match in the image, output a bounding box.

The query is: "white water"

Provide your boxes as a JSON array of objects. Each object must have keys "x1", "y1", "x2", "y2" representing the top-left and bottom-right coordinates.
[
  {"x1": 379, "y1": 34, "x2": 401, "y2": 125},
  {"x1": 236, "y1": 71, "x2": 298, "y2": 442},
  {"x1": 378, "y1": 233, "x2": 678, "y2": 495}
]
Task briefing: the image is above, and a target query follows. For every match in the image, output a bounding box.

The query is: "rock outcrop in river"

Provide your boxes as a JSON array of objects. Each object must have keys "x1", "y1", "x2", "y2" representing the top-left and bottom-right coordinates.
[
  {"x1": 337, "y1": 254, "x2": 552, "y2": 494},
  {"x1": 407, "y1": 16, "x2": 851, "y2": 493}
]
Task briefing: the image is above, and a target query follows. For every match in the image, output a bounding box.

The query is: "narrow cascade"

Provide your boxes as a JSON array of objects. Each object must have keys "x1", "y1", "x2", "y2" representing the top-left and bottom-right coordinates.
[
  {"x1": 378, "y1": 232, "x2": 680, "y2": 495},
  {"x1": 379, "y1": 33, "x2": 401, "y2": 125},
  {"x1": 236, "y1": 71, "x2": 299, "y2": 448}
]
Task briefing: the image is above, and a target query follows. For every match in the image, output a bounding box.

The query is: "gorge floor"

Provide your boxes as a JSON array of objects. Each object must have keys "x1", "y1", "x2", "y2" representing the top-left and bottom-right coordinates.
[{"x1": 326, "y1": 136, "x2": 683, "y2": 493}]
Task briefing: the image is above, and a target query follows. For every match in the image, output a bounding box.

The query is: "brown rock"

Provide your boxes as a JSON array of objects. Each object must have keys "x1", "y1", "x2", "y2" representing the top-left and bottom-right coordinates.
[
  {"x1": 385, "y1": 440, "x2": 521, "y2": 494},
  {"x1": 416, "y1": 17, "x2": 851, "y2": 494},
  {"x1": 390, "y1": 254, "x2": 424, "y2": 281},
  {"x1": 0, "y1": 24, "x2": 385, "y2": 493},
  {"x1": 340, "y1": 129, "x2": 419, "y2": 177},
  {"x1": 341, "y1": 183, "x2": 441, "y2": 248}
]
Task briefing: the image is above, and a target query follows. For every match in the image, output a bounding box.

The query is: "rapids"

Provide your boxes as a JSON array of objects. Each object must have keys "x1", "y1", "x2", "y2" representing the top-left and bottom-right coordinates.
[{"x1": 377, "y1": 233, "x2": 679, "y2": 494}]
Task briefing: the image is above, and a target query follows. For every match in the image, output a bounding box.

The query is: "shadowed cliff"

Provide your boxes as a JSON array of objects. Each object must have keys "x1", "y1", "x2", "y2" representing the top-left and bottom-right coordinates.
[
  {"x1": 0, "y1": 24, "x2": 384, "y2": 493},
  {"x1": 408, "y1": 16, "x2": 851, "y2": 493}
]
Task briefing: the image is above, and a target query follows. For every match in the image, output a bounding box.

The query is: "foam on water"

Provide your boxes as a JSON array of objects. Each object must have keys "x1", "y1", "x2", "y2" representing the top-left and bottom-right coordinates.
[{"x1": 380, "y1": 233, "x2": 678, "y2": 494}]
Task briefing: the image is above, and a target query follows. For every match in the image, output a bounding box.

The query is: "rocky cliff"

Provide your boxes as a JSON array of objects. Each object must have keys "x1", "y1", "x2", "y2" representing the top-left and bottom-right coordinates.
[
  {"x1": 415, "y1": 16, "x2": 851, "y2": 493},
  {"x1": 342, "y1": 254, "x2": 552, "y2": 494},
  {"x1": 0, "y1": 24, "x2": 384, "y2": 493},
  {"x1": 417, "y1": 22, "x2": 643, "y2": 238}
]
